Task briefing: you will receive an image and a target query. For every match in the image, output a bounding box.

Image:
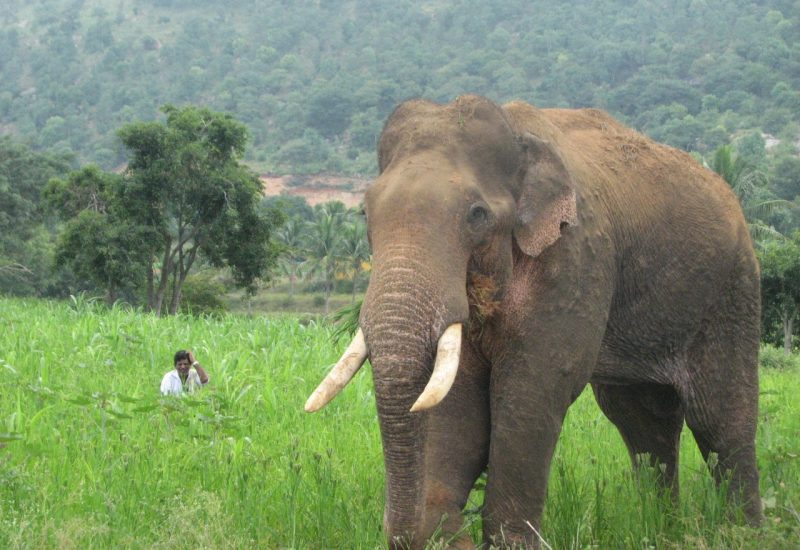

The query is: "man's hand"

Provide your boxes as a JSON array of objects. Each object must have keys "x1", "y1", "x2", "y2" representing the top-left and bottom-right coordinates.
[{"x1": 188, "y1": 351, "x2": 209, "y2": 385}]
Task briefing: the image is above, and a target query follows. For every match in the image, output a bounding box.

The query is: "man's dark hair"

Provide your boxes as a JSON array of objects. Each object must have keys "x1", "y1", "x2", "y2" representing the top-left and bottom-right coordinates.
[{"x1": 174, "y1": 350, "x2": 190, "y2": 365}]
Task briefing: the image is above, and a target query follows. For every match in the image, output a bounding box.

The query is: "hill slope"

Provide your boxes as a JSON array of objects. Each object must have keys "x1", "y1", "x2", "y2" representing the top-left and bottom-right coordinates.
[{"x1": 1, "y1": 0, "x2": 798, "y2": 174}]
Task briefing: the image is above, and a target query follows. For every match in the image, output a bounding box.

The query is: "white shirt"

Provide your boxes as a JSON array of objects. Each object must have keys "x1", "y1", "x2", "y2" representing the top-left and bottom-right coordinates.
[{"x1": 160, "y1": 369, "x2": 204, "y2": 395}]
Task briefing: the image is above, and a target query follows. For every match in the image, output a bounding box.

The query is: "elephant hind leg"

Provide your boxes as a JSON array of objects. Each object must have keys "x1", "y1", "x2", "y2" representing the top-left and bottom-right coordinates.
[
  {"x1": 592, "y1": 382, "x2": 685, "y2": 498},
  {"x1": 683, "y1": 292, "x2": 762, "y2": 525}
]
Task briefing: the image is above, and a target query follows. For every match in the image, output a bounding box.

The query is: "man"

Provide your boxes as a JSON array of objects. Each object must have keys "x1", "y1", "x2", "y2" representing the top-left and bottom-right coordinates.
[{"x1": 160, "y1": 350, "x2": 210, "y2": 395}]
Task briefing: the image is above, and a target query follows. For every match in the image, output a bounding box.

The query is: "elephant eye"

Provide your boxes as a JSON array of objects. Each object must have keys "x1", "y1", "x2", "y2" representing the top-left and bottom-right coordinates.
[{"x1": 467, "y1": 203, "x2": 489, "y2": 225}]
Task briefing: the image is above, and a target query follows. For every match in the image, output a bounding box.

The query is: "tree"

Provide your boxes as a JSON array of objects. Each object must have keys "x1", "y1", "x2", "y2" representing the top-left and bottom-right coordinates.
[
  {"x1": 708, "y1": 144, "x2": 788, "y2": 242},
  {"x1": 759, "y1": 234, "x2": 800, "y2": 354},
  {"x1": 262, "y1": 194, "x2": 313, "y2": 221},
  {"x1": 306, "y1": 79, "x2": 355, "y2": 138},
  {"x1": 770, "y1": 154, "x2": 800, "y2": 201},
  {"x1": 0, "y1": 137, "x2": 72, "y2": 295},
  {"x1": 734, "y1": 133, "x2": 767, "y2": 169},
  {"x1": 117, "y1": 104, "x2": 283, "y2": 314},
  {"x1": 274, "y1": 216, "x2": 306, "y2": 297},
  {"x1": 45, "y1": 165, "x2": 153, "y2": 304},
  {"x1": 274, "y1": 128, "x2": 332, "y2": 173},
  {"x1": 339, "y1": 212, "x2": 370, "y2": 303},
  {"x1": 55, "y1": 210, "x2": 153, "y2": 305},
  {"x1": 303, "y1": 201, "x2": 347, "y2": 314}
]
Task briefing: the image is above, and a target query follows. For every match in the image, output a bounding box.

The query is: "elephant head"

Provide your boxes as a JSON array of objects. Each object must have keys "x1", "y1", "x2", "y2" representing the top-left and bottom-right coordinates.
[{"x1": 306, "y1": 96, "x2": 578, "y2": 548}]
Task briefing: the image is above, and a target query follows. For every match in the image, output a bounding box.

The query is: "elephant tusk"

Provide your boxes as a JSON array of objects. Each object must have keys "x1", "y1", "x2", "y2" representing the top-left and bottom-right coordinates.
[
  {"x1": 305, "y1": 328, "x2": 368, "y2": 413},
  {"x1": 409, "y1": 323, "x2": 462, "y2": 413}
]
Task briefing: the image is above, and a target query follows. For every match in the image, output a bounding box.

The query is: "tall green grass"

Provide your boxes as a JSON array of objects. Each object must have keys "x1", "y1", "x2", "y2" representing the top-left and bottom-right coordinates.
[{"x1": 1, "y1": 297, "x2": 798, "y2": 548}]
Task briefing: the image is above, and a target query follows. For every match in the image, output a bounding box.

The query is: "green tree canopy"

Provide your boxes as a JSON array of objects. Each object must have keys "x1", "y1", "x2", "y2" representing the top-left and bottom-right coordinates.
[
  {"x1": 3, "y1": 0, "x2": 800, "y2": 178},
  {"x1": 33, "y1": 105, "x2": 284, "y2": 312},
  {"x1": 0, "y1": 136, "x2": 71, "y2": 295},
  {"x1": 117, "y1": 104, "x2": 284, "y2": 314},
  {"x1": 759, "y1": 233, "x2": 800, "y2": 353},
  {"x1": 45, "y1": 165, "x2": 154, "y2": 304}
]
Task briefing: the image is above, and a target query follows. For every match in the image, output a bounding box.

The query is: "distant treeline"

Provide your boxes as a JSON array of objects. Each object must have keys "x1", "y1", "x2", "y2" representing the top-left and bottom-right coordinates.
[{"x1": 1, "y1": 0, "x2": 799, "y2": 175}]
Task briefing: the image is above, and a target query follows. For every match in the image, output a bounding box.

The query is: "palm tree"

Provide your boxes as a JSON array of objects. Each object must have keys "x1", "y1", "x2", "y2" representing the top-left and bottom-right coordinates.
[
  {"x1": 275, "y1": 216, "x2": 306, "y2": 297},
  {"x1": 709, "y1": 145, "x2": 789, "y2": 244},
  {"x1": 304, "y1": 202, "x2": 347, "y2": 314},
  {"x1": 339, "y1": 213, "x2": 370, "y2": 302}
]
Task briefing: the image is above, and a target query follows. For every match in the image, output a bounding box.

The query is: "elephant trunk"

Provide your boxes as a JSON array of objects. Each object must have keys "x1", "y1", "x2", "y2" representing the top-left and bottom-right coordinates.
[{"x1": 360, "y1": 252, "x2": 470, "y2": 548}]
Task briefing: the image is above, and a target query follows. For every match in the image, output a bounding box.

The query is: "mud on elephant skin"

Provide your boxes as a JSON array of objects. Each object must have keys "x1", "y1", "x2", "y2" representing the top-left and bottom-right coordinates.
[{"x1": 306, "y1": 95, "x2": 761, "y2": 548}]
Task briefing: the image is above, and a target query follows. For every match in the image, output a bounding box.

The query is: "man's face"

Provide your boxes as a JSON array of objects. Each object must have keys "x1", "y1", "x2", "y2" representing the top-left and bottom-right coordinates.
[{"x1": 176, "y1": 358, "x2": 191, "y2": 376}]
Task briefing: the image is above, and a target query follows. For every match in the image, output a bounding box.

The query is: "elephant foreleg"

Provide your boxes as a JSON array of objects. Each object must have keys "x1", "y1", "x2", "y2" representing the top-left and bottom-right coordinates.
[
  {"x1": 482, "y1": 381, "x2": 573, "y2": 548},
  {"x1": 482, "y1": 294, "x2": 610, "y2": 546}
]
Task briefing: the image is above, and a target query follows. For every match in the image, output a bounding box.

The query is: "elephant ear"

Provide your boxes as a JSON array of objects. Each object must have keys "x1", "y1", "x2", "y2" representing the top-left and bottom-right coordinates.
[{"x1": 513, "y1": 133, "x2": 578, "y2": 258}]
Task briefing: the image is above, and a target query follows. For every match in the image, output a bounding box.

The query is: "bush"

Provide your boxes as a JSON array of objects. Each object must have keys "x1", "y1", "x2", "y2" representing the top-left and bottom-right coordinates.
[
  {"x1": 759, "y1": 344, "x2": 800, "y2": 370},
  {"x1": 177, "y1": 273, "x2": 227, "y2": 315}
]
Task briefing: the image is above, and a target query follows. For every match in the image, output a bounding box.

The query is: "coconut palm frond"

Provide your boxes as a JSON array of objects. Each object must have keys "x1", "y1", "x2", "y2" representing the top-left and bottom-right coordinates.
[
  {"x1": 743, "y1": 199, "x2": 793, "y2": 221},
  {"x1": 733, "y1": 169, "x2": 769, "y2": 204},
  {"x1": 749, "y1": 221, "x2": 786, "y2": 246},
  {"x1": 709, "y1": 144, "x2": 767, "y2": 199}
]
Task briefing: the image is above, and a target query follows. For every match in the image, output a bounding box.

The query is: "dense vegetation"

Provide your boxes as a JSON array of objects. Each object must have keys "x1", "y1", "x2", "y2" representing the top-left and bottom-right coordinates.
[
  {"x1": 1, "y1": 104, "x2": 285, "y2": 315},
  {"x1": 268, "y1": 198, "x2": 369, "y2": 314},
  {"x1": 1, "y1": 0, "x2": 799, "y2": 175},
  {"x1": 0, "y1": 298, "x2": 798, "y2": 548},
  {"x1": 1, "y1": 0, "x2": 799, "y2": 336}
]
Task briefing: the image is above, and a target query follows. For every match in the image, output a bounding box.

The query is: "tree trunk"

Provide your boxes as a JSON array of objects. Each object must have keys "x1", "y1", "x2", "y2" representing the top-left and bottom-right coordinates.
[
  {"x1": 154, "y1": 236, "x2": 173, "y2": 316},
  {"x1": 170, "y1": 285, "x2": 182, "y2": 315},
  {"x1": 351, "y1": 265, "x2": 359, "y2": 303},
  {"x1": 106, "y1": 282, "x2": 117, "y2": 307},
  {"x1": 168, "y1": 263, "x2": 180, "y2": 315},
  {"x1": 146, "y1": 261, "x2": 155, "y2": 312},
  {"x1": 783, "y1": 311, "x2": 795, "y2": 355},
  {"x1": 169, "y1": 244, "x2": 199, "y2": 315},
  {"x1": 168, "y1": 230, "x2": 185, "y2": 315},
  {"x1": 324, "y1": 279, "x2": 331, "y2": 315}
]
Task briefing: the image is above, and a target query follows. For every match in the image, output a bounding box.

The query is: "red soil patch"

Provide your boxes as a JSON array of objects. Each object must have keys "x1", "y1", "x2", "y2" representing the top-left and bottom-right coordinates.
[{"x1": 260, "y1": 174, "x2": 370, "y2": 208}]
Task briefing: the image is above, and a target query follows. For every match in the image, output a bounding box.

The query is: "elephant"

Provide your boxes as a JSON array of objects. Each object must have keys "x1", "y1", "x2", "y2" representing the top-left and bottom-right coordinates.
[{"x1": 306, "y1": 95, "x2": 761, "y2": 548}]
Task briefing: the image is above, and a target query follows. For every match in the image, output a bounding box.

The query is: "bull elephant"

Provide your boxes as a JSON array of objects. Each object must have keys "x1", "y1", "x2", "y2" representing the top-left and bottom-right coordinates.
[{"x1": 306, "y1": 95, "x2": 761, "y2": 549}]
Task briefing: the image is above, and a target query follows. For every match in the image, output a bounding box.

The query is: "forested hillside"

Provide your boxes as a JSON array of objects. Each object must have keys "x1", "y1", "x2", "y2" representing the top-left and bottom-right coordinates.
[{"x1": 1, "y1": 0, "x2": 799, "y2": 175}]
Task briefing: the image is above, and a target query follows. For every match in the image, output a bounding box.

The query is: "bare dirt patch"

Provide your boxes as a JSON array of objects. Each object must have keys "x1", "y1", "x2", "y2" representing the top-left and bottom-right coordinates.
[{"x1": 261, "y1": 174, "x2": 370, "y2": 208}]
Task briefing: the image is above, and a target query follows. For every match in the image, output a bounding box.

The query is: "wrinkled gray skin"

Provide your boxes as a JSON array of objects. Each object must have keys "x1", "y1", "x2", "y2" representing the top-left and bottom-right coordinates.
[{"x1": 357, "y1": 96, "x2": 760, "y2": 548}]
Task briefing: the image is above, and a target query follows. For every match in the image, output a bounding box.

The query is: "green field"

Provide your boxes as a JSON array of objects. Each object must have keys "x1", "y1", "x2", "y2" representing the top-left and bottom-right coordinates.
[{"x1": 1, "y1": 297, "x2": 798, "y2": 549}]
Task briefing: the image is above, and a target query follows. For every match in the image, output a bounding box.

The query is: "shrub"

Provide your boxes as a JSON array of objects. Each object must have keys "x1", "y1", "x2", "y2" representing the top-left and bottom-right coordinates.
[
  {"x1": 759, "y1": 344, "x2": 800, "y2": 370},
  {"x1": 178, "y1": 273, "x2": 227, "y2": 315}
]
